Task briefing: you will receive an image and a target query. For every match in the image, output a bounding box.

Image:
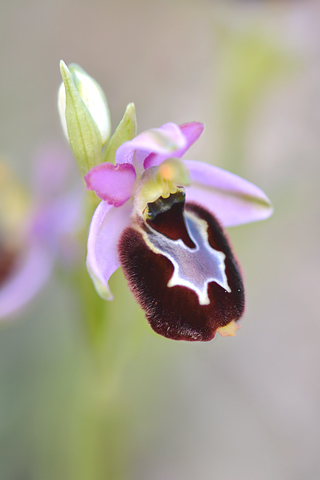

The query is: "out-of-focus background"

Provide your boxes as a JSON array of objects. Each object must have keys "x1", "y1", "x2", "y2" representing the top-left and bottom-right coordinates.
[{"x1": 1, "y1": 0, "x2": 320, "y2": 479}]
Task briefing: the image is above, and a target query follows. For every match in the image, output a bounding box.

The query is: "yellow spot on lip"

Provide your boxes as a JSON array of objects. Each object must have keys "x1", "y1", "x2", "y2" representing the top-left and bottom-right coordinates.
[{"x1": 217, "y1": 320, "x2": 240, "y2": 337}]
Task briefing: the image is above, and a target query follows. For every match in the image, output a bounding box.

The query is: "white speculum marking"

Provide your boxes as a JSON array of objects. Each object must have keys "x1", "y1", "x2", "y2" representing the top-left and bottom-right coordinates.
[{"x1": 143, "y1": 211, "x2": 231, "y2": 305}]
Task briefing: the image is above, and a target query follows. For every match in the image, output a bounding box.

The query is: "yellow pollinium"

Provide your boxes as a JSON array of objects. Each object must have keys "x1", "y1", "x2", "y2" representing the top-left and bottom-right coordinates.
[
  {"x1": 157, "y1": 158, "x2": 190, "y2": 187},
  {"x1": 217, "y1": 320, "x2": 240, "y2": 337},
  {"x1": 134, "y1": 158, "x2": 190, "y2": 219}
]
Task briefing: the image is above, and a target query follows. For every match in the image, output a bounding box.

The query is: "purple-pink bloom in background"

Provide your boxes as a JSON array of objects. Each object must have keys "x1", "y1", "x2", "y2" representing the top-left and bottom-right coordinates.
[
  {"x1": 85, "y1": 122, "x2": 272, "y2": 341},
  {"x1": 0, "y1": 146, "x2": 83, "y2": 319}
]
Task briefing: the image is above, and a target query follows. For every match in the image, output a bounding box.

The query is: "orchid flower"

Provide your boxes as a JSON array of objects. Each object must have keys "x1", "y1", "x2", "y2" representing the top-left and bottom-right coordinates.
[
  {"x1": 84, "y1": 123, "x2": 272, "y2": 342},
  {"x1": 0, "y1": 146, "x2": 83, "y2": 319},
  {"x1": 58, "y1": 62, "x2": 273, "y2": 342}
]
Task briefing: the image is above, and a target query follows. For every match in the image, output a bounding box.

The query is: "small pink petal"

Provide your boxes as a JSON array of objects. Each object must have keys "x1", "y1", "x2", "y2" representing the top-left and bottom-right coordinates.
[
  {"x1": 85, "y1": 162, "x2": 136, "y2": 207},
  {"x1": 179, "y1": 122, "x2": 204, "y2": 143},
  {"x1": 116, "y1": 123, "x2": 187, "y2": 173},
  {"x1": 144, "y1": 122, "x2": 204, "y2": 169},
  {"x1": 184, "y1": 160, "x2": 273, "y2": 227}
]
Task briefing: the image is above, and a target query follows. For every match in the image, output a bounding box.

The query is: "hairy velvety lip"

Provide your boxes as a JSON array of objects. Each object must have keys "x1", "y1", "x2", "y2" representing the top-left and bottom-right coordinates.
[{"x1": 118, "y1": 203, "x2": 244, "y2": 342}]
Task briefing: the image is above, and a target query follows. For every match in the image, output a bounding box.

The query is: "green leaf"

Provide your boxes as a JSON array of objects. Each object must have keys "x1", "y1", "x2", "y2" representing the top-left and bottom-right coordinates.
[
  {"x1": 60, "y1": 60, "x2": 103, "y2": 176},
  {"x1": 102, "y1": 103, "x2": 137, "y2": 164}
]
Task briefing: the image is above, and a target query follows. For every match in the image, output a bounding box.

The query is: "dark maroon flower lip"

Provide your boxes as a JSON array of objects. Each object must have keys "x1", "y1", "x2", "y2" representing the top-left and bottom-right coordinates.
[
  {"x1": 118, "y1": 199, "x2": 245, "y2": 342},
  {"x1": 146, "y1": 192, "x2": 196, "y2": 248},
  {"x1": 0, "y1": 244, "x2": 19, "y2": 288}
]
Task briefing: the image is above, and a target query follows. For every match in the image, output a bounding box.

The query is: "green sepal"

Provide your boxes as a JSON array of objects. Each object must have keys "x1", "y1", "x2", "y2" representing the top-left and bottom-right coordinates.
[
  {"x1": 60, "y1": 60, "x2": 103, "y2": 176},
  {"x1": 102, "y1": 103, "x2": 137, "y2": 164},
  {"x1": 68, "y1": 63, "x2": 111, "y2": 145}
]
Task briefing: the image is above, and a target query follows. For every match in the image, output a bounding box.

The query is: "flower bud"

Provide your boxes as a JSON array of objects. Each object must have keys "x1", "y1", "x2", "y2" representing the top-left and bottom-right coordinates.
[{"x1": 58, "y1": 61, "x2": 111, "y2": 175}]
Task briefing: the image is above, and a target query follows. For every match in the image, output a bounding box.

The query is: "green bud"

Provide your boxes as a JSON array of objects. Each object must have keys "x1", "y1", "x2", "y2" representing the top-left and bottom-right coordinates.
[
  {"x1": 58, "y1": 61, "x2": 111, "y2": 176},
  {"x1": 103, "y1": 102, "x2": 137, "y2": 164}
]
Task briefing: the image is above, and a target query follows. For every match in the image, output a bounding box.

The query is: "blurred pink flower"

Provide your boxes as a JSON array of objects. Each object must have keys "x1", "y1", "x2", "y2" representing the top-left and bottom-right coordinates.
[{"x1": 0, "y1": 145, "x2": 83, "y2": 319}]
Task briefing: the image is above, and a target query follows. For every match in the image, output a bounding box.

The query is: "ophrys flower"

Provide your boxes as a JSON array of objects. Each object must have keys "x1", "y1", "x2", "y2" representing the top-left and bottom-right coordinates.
[{"x1": 84, "y1": 121, "x2": 272, "y2": 341}]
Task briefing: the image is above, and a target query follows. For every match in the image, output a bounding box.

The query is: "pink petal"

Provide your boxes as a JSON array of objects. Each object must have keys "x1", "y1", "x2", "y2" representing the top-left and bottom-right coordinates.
[
  {"x1": 184, "y1": 160, "x2": 273, "y2": 227},
  {"x1": 0, "y1": 241, "x2": 53, "y2": 319},
  {"x1": 115, "y1": 123, "x2": 187, "y2": 173},
  {"x1": 31, "y1": 190, "x2": 84, "y2": 264},
  {"x1": 144, "y1": 122, "x2": 204, "y2": 169},
  {"x1": 177, "y1": 121, "x2": 204, "y2": 153},
  {"x1": 33, "y1": 144, "x2": 75, "y2": 200},
  {"x1": 86, "y1": 200, "x2": 132, "y2": 300},
  {"x1": 85, "y1": 162, "x2": 136, "y2": 207}
]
